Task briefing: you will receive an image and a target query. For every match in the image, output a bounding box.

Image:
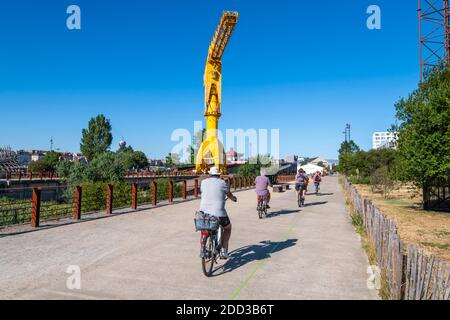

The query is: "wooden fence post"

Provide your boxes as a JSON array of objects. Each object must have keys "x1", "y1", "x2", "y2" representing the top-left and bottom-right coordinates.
[
  {"x1": 194, "y1": 179, "x2": 199, "y2": 198},
  {"x1": 168, "y1": 180, "x2": 174, "y2": 203},
  {"x1": 227, "y1": 177, "x2": 231, "y2": 191},
  {"x1": 182, "y1": 180, "x2": 187, "y2": 200},
  {"x1": 132, "y1": 183, "x2": 138, "y2": 210},
  {"x1": 233, "y1": 177, "x2": 237, "y2": 191},
  {"x1": 74, "y1": 186, "x2": 82, "y2": 220},
  {"x1": 152, "y1": 181, "x2": 158, "y2": 205},
  {"x1": 31, "y1": 188, "x2": 41, "y2": 228},
  {"x1": 106, "y1": 184, "x2": 113, "y2": 214}
]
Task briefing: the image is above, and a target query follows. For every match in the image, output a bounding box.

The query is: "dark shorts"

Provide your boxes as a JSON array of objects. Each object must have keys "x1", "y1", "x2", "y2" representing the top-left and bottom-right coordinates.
[
  {"x1": 219, "y1": 216, "x2": 231, "y2": 227},
  {"x1": 295, "y1": 183, "x2": 307, "y2": 191}
]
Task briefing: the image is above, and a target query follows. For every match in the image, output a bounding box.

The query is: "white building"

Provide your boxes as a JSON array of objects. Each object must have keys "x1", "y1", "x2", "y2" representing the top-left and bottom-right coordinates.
[
  {"x1": 298, "y1": 163, "x2": 325, "y2": 175},
  {"x1": 372, "y1": 132, "x2": 397, "y2": 150}
]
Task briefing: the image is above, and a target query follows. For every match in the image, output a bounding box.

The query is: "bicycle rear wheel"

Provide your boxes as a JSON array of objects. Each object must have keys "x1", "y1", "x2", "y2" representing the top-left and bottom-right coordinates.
[
  {"x1": 263, "y1": 201, "x2": 268, "y2": 217},
  {"x1": 257, "y1": 203, "x2": 263, "y2": 219},
  {"x1": 202, "y1": 234, "x2": 216, "y2": 277}
]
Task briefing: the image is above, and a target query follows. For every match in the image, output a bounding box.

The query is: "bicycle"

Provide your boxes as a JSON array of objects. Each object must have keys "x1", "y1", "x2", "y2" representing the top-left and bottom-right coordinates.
[
  {"x1": 195, "y1": 212, "x2": 222, "y2": 277},
  {"x1": 297, "y1": 190, "x2": 305, "y2": 207},
  {"x1": 295, "y1": 184, "x2": 306, "y2": 207},
  {"x1": 257, "y1": 195, "x2": 268, "y2": 219},
  {"x1": 195, "y1": 198, "x2": 236, "y2": 277}
]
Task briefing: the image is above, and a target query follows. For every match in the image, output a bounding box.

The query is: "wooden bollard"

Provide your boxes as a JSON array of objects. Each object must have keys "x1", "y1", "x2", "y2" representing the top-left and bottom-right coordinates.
[
  {"x1": 243, "y1": 177, "x2": 247, "y2": 188},
  {"x1": 18, "y1": 171, "x2": 22, "y2": 181},
  {"x1": 74, "y1": 186, "x2": 82, "y2": 220},
  {"x1": 194, "y1": 179, "x2": 199, "y2": 198},
  {"x1": 233, "y1": 177, "x2": 237, "y2": 191},
  {"x1": 29, "y1": 171, "x2": 33, "y2": 181},
  {"x1": 31, "y1": 188, "x2": 41, "y2": 228},
  {"x1": 168, "y1": 181, "x2": 174, "y2": 203},
  {"x1": 182, "y1": 180, "x2": 187, "y2": 200},
  {"x1": 227, "y1": 178, "x2": 231, "y2": 191},
  {"x1": 152, "y1": 181, "x2": 158, "y2": 205},
  {"x1": 106, "y1": 184, "x2": 113, "y2": 214},
  {"x1": 132, "y1": 183, "x2": 138, "y2": 210}
]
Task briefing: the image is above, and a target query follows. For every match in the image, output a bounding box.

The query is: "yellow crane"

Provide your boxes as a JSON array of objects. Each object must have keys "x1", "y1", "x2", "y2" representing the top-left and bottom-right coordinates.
[{"x1": 195, "y1": 11, "x2": 239, "y2": 174}]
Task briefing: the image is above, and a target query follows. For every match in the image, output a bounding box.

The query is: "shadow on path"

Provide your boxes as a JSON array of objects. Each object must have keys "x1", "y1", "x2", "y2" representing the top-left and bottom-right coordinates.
[
  {"x1": 303, "y1": 201, "x2": 328, "y2": 207},
  {"x1": 266, "y1": 209, "x2": 300, "y2": 219},
  {"x1": 212, "y1": 239, "x2": 298, "y2": 276}
]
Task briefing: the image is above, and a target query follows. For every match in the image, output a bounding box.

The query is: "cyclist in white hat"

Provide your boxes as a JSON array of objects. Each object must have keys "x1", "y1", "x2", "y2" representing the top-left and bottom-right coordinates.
[{"x1": 199, "y1": 167, "x2": 237, "y2": 259}]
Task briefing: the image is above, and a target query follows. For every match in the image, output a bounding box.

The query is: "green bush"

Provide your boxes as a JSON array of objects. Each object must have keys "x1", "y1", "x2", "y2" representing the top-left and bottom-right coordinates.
[
  {"x1": 369, "y1": 166, "x2": 395, "y2": 199},
  {"x1": 348, "y1": 175, "x2": 370, "y2": 185},
  {"x1": 150, "y1": 179, "x2": 182, "y2": 201}
]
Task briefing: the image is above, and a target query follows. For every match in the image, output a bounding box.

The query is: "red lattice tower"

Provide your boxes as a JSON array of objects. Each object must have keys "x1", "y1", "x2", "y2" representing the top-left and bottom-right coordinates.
[{"x1": 418, "y1": 0, "x2": 450, "y2": 81}]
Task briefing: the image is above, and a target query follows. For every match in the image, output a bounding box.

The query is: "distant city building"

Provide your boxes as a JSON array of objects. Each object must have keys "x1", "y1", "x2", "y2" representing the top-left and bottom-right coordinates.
[
  {"x1": 373, "y1": 132, "x2": 397, "y2": 150},
  {"x1": 16, "y1": 150, "x2": 32, "y2": 167},
  {"x1": 30, "y1": 150, "x2": 46, "y2": 162},
  {"x1": 226, "y1": 148, "x2": 245, "y2": 164},
  {"x1": 285, "y1": 154, "x2": 298, "y2": 163},
  {"x1": 149, "y1": 159, "x2": 164, "y2": 167}
]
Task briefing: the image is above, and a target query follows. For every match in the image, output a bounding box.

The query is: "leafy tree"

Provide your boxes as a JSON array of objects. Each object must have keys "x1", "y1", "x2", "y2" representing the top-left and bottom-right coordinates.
[
  {"x1": 236, "y1": 163, "x2": 261, "y2": 177},
  {"x1": 394, "y1": 65, "x2": 450, "y2": 187},
  {"x1": 165, "y1": 153, "x2": 180, "y2": 167},
  {"x1": 28, "y1": 151, "x2": 61, "y2": 172},
  {"x1": 187, "y1": 129, "x2": 207, "y2": 165},
  {"x1": 337, "y1": 140, "x2": 361, "y2": 174},
  {"x1": 116, "y1": 146, "x2": 149, "y2": 170},
  {"x1": 84, "y1": 152, "x2": 126, "y2": 183},
  {"x1": 80, "y1": 114, "x2": 113, "y2": 162},
  {"x1": 339, "y1": 140, "x2": 360, "y2": 155},
  {"x1": 29, "y1": 160, "x2": 52, "y2": 172},
  {"x1": 237, "y1": 155, "x2": 272, "y2": 177}
]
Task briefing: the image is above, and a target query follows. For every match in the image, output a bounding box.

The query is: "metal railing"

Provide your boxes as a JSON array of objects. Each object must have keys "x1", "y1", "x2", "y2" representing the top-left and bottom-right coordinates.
[{"x1": 0, "y1": 176, "x2": 257, "y2": 229}]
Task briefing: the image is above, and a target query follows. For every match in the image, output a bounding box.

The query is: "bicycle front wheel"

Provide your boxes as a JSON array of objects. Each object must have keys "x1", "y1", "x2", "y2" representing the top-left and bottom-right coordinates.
[{"x1": 202, "y1": 235, "x2": 216, "y2": 277}]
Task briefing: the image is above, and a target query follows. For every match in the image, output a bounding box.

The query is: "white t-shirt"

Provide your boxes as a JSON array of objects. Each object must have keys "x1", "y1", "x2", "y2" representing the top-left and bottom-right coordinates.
[{"x1": 199, "y1": 177, "x2": 229, "y2": 217}]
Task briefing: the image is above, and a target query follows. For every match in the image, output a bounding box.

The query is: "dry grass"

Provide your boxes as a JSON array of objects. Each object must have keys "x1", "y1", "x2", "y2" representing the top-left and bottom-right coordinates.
[{"x1": 354, "y1": 183, "x2": 450, "y2": 262}]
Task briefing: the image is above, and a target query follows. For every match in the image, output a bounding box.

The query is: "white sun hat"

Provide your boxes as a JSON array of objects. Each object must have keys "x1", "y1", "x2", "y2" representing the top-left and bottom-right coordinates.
[{"x1": 209, "y1": 167, "x2": 221, "y2": 176}]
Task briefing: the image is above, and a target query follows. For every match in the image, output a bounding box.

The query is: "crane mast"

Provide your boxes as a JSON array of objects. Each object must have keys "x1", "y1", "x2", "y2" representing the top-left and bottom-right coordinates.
[{"x1": 196, "y1": 11, "x2": 238, "y2": 174}]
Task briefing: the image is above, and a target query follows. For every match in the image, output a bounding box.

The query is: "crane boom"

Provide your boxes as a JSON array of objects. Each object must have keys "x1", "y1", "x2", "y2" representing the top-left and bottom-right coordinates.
[{"x1": 207, "y1": 11, "x2": 238, "y2": 61}]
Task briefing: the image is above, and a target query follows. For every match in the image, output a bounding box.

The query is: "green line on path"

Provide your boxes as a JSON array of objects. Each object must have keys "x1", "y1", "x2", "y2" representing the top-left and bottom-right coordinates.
[{"x1": 230, "y1": 213, "x2": 301, "y2": 300}]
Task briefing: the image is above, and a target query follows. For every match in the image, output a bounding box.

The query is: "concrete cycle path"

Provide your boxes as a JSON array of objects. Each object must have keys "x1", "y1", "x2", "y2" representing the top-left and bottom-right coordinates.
[{"x1": 0, "y1": 176, "x2": 378, "y2": 300}]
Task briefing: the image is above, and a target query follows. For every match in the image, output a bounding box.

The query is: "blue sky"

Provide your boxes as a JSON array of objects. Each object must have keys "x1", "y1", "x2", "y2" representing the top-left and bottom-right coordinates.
[{"x1": 0, "y1": 0, "x2": 419, "y2": 160}]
